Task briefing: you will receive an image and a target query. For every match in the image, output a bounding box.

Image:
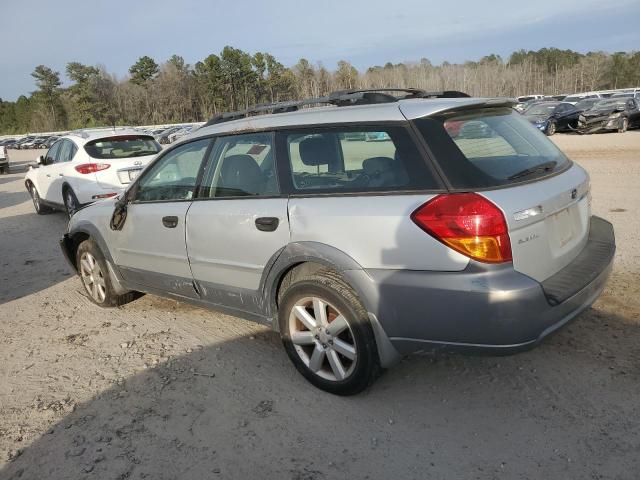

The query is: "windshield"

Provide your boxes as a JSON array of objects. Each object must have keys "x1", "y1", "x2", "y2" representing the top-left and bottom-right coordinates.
[
  {"x1": 84, "y1": 135, "x2": 161, "y2": 159},
  {"x1": 575, "y1": 99, "x2": 598, "y2": 110},
  {"x1": 526, "y1": 104, "x2": 558, "y2": 115},
  {"x1": 593, "y1": 99, "x2": 626, "y2": 109},
  {"x1": 414, "y1": 108, "x2": 570, "y2": 188}
]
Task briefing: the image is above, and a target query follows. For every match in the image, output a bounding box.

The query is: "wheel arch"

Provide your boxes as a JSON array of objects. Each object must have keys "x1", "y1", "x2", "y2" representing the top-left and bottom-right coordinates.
[
  {"x1": 261, "y1": 241, "x2": 401, "y2": 368},
  {"x1": 64, "y1": 223, "x2": 129, "y2": 295}
]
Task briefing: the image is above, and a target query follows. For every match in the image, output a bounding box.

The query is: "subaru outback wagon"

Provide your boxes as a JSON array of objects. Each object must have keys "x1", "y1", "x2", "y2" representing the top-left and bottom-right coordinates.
[{"x1": 60, "y1": 89, "x2": 615, "y2": 395}]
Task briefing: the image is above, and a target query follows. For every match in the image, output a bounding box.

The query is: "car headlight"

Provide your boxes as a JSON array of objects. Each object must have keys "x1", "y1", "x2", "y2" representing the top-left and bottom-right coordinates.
[{"x1": 609, "y1": 112, "x2": 622, "y2": 119}]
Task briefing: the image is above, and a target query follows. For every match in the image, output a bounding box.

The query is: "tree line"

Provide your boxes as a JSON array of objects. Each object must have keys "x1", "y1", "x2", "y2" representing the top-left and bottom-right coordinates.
[{"x1": 0, "y1": 47, "x2": 638, "y2": 134}]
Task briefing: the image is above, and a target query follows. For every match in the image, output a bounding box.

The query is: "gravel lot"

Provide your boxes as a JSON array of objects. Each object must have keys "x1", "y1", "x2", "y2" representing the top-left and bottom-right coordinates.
[{"x1": 1, "y1": 133, "x2": 639, "y2": 479}]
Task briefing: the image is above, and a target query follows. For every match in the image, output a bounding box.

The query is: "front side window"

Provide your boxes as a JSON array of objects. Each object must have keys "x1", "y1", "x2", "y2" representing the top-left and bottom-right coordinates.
[
  {"x1": 55, "y1": 140, "x2": 76, "y2": 163},
  {"x1": 85, "y1": 135, "x2": 161, "y2": 160},
  {"x1": 135, "y1": 138, "x2": 210, "y2": 202},
  {"x1": 282, "y1": 126, "x2": 437, "y2": 193},
  {"x1": 45, "y1": 141, "x2": 61, "y2": 164},
  {"x1": 415, "y1": 108, "x2": 571, "y2": 188},
  {"x1": 201, "y1": 132, "x2": 278, "y2": 198}
]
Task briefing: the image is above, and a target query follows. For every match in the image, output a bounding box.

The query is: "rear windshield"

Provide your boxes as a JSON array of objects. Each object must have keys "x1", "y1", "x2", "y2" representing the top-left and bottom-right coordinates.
[
  {"x1": 414, "y1": 108, "x2": 571, "y2": 189},
  {"x1": 84, "y1": 135, "x2": 161, "y2": 159}
]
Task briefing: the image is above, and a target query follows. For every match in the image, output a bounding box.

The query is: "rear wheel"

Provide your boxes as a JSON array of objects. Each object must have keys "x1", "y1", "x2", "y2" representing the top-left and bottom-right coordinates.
[
  {"x1": 618, "y1": 117, "x2": 629, "y2": 133},
  {"x1": 278, "y1": 269, "x2": 381, "y2": 395},
  {"x1": 76, "y1": 239, "x2": 140, "y2": 307},
  {"x1": 63, "y1": 187, "x2": 80, "y2": 218},
  {"x1": 28, "y1": 184, "x2": 52, "y2": 215}
]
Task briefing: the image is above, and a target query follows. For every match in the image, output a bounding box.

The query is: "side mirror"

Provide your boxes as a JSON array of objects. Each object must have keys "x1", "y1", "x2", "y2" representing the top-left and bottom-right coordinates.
[{"x1": 36, "y1": 155, "x2": 44, "y2": 165}]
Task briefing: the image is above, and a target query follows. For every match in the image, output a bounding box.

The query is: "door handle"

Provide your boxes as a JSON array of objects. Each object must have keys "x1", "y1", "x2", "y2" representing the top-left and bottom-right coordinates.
[
  {"x1": 162, "y1": 216, "x2": 179, "y2": 228},
  {"x1": 255, "y1": 217, "x2": 279, "y2": 232},
  {"x1": 46, "y1": 174, "x2": 51, "y2": 177},
  {"x1": 58, "y1": 173, "x2": 64, "y2": 177}
]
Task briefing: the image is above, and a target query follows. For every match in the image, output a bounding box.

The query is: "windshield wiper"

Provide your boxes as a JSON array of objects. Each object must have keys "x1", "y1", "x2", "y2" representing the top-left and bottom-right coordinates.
[{"x1": 508, "y1": 161, "x2": 557, "y2": 181}]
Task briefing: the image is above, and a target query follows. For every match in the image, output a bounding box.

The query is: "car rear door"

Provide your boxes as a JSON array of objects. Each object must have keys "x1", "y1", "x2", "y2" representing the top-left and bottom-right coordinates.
[
  {"x1": 111, "y1": 138, "x2": 212, "y2": 297},
  {"x1": 186, "y1": 132, "x2": 290, "y2": 316}
]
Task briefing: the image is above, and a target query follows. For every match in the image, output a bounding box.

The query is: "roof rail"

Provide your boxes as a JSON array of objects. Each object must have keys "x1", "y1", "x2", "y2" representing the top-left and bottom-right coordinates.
[{"x1": 203, "y1": 88, "x2": 470, "y2": 126}]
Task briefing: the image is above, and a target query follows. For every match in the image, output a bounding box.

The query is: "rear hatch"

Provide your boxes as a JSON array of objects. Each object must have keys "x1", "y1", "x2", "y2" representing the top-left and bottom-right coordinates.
[
  {"x1": 413, "y1": 106, "x2": 590, "y2": 282},
  {"x1": 83, "y1": 135, "x2": 161, "y2": 189}
]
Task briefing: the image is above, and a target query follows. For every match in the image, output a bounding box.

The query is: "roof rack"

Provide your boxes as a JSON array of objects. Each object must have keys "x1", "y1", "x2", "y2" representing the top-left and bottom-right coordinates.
[{"x1": 203, "y1": 88, "x2": 470, "y2": 126}]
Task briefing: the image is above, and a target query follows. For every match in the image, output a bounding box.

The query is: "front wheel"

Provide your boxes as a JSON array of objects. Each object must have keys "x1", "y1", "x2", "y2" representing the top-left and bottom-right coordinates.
[
  {"x1": 278, "y1": 270, "x2": 381, "y2": 395},
  {"x1": 76, "y1": 239, "x2": 141, "y2": 307},
  {"x1": 545, "y1": 120, "x2": 557, "y2": 136},
  {"x1": 28, "y1": 184, "x2": 52, "y2": 215},
  {"x1": 618, "y1": 117, "x2": 629, "y2": 133}
]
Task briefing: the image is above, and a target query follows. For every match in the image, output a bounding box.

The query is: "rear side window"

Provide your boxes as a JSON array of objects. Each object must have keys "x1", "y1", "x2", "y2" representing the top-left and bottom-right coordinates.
[
  {"x1": 84, "y1": 135, "x2": 161, "y2": 159},
  {"x1": 280, "y1": 126, "x2": 438, "y2": 193},
  {"x1": 414, "y1": 108, "x2": 571, "y2": 189}
]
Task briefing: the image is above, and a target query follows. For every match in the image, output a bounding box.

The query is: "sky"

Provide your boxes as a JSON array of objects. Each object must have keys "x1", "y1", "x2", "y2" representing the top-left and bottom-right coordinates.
[{"x1": 1, "y1": 0, "x2": 639, "y2": 100}]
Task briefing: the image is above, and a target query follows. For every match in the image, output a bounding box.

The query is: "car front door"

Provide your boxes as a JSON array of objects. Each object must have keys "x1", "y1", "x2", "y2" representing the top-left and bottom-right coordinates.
[
  {"x1": 36, "y1": 140, "x2": 62, "y2": 203},
  {"x1": 111, "y1": 138, "x2": 212, "y2": 297},
  {"x1": 186, "y1": 132, "x2": 290, "y2": 318},
  {"x1": 45, "y1": 139, "x2": 77, "y2": 204}
]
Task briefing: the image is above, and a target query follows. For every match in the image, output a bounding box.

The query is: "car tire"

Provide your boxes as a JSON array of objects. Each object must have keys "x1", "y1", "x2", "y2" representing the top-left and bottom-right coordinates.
[
  {"x1": 28, "y1": 184, "x2": 53, "y2": 215},
  {"x1": 63, "y1": 187, "x2": 80, "y2": 218},
  {"x1": 618, "y1": 117, "x2": 628, "y2": 133},
  {"x1": 278, "y1": 269, "x2": 382, "y2": 395},
  {"x1": 546, "y1": 121, "x2": 557, "y2": 136},
  {"x1": 76, "y1": 239, "x2": 141, "y2": 308}
]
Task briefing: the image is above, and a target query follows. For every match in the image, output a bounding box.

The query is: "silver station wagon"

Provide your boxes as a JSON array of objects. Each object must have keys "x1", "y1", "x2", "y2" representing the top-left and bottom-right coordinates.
[{"x1": 60, "y1": 89, "x2": 615, "y2": 395}]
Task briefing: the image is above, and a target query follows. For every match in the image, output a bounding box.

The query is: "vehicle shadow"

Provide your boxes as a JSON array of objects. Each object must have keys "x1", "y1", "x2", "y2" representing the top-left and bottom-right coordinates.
[
  {"x1": 0, "y1": 191, "x2": 31, "y2": 210},
  {"x1": 0, "y1": 211, "x2": 70, "y2": 305},
  {"x1": 1, "y1": 299, "x2": 638, "y2": 479}
]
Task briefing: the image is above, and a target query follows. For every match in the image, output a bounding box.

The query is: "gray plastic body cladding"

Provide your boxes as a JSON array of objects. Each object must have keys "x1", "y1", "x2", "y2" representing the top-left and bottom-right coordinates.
[{"x1": 353, "y1": 217, "x2": 614, "y2": 355}]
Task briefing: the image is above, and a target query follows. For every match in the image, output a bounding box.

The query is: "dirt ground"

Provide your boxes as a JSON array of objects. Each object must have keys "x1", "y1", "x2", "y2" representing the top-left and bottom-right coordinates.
[{"x1": 0, "y1": 133, "x2": 639, "y2": 480}]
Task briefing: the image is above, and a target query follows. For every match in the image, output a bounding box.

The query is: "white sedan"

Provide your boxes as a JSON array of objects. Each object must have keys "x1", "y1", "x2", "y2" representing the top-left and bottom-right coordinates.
[{"x1": 25, "y1": 129, "x2": 162, "y2": 217}]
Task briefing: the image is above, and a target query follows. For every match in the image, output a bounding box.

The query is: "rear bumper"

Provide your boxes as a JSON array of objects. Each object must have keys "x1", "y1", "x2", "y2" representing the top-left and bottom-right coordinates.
[{"x1": 347, "y1": 216, "x2": 615, "y2": 356}]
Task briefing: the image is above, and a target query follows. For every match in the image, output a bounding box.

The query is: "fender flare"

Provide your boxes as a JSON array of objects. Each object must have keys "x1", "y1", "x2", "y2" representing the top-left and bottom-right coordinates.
[
  {"x1": 260, "y1": 241, "x2": 401, "y2": 367},
  {"x1": 66, "y1": 221, "x2": 129, "y2": 295}
]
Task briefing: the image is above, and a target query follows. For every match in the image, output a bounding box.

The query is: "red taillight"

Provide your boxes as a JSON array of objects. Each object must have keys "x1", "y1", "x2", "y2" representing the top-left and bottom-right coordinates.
[
  {"x1": 75, "y1": 163, "x2": 110, "y2": 174},
  {"x1": 411, "y1": 193, "x2": 512, "y2": 263}
]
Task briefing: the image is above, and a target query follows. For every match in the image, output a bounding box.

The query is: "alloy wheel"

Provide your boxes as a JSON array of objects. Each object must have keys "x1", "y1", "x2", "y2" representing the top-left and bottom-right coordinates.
[
  {"x1": 79, "y1": 252, "x2": 106, "y2": 303},
  {"x1": 65, "y1": 190, "x2": 78, "y2": 216},
  {"x1": 288, "y1": 296, "x2": 357, "y2": 382}
]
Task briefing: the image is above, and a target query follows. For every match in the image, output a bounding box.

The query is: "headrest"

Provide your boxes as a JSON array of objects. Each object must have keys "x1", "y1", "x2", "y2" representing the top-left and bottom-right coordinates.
[
  {"x1": 363, "y1": 156, "x2": 394, "y2": 175},
  {"x1": 299, "y1": 136, "x2": 335, "y2": 166},
  {"x1": 220, "y1": 154, "x2": 264, "y2": 191}
]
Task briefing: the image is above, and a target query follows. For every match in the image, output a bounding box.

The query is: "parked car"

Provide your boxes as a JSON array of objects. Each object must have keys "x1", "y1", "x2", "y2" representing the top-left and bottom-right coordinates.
[
  {"x1": 0, "y1": 139, "x2": 17, "y2": 148},
  {"x1": 516, "y1": 94, "x2": 545, "y2": 102},
  {"x1": 522, "y1": 101, "x2": 581, "y2": 135},
  {"x1": 13, "y1": 136, "x2": 36, "y2": 149},
  {"x1": 611, "y1": 91, "x2": 640, "y2": 102},
  {"x1": 42, "y1": 136, "x2": 59, "y2": 148},
  {"x1": 21, "y1": 136, "x2": 48, "y2": 149},
  {"x1": 576, "y1": 98, "x2": 640, "y2": 133},
  {"x1": 574, "y1": 98, "x2": 600, "y2": 112},
  {"x1": 562, "y1": 93, "x2": 601, "y2": 105},
  {"x1": 59, "y1": 89, "x2": 615, "y2": 395},
  {"x1": 25, "y1": 129, "x2": 162, "y2": 217},
  {"x1": 155, "y1": 126, "x2": 182, "y2": 144},
  {"x1": 168, "y1": 125, "x2": 194, "y2": 143},
  {"x1": 0, "y1": 144, "x2": 8, "y2": 174}
]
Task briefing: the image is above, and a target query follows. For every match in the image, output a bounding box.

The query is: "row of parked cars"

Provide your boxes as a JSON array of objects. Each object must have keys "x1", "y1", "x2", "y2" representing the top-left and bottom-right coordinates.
[
  {"x1": 1, "y1": 135, "x2": 61, "y2": 150},
  {"x1": 16, "y1": 88, "x2": 616, "y2": 394},
  {"x1": 515, "y1": 88, "x2": 640, "y2": 135}
]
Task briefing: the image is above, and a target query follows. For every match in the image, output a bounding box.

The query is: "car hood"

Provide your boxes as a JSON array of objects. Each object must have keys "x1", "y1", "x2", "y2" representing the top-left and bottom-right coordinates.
[
  {"x1": 583, "y1": 108, "x2": 619, "y2": 117},
  {"x1": 524, "y1": 114, "x2": 550, "y2": 122}
]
